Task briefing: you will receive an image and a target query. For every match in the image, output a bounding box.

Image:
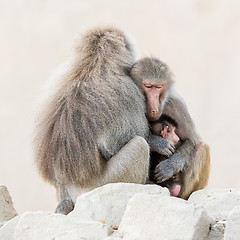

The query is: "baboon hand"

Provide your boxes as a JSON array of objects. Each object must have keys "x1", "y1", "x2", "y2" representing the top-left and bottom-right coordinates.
[
  {"x1": 149, "y1": 134, "x2": 175, "y2": 157},
  {"x1": 154, "y1": 159, "x2": 174, "y2": 183}
]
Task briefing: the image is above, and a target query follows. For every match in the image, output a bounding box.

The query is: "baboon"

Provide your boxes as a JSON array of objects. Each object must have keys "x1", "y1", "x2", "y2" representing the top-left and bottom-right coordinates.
[
  {"x1": 149, "y1": 114, "x2": 182, "y2": 197},
  {"x1": 34, "y1": 26, "x2": 150, "y2": 214},
  {"x1": 130, "y1": 57, "x2": 210, "y2": 199}
]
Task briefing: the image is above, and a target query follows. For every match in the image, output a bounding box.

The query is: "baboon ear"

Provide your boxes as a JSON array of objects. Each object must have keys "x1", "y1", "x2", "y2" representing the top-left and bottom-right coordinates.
[{"x1": 161, "y1": 126, "x2": 169, "y2": 138}]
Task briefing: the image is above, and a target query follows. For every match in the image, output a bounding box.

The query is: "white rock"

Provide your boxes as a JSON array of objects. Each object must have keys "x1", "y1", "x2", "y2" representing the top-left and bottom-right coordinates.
[
  {"x1": 117, "y1": 194, "x2": 210, "y2": 240},
  {"x1": 188, "y1": 188, "x2": 240, "y2": 221},
  {"x1": 0, "y1": 216, "x2": 20, "y2": 240},
  {"x1": 0, "y1": 186, "x2": 18, "y2": 223},
  {"x1": 0, "y1": 222, "x2": 5, "y2": 228},
  {"x1": 207, "y1": 220, "x2": 226, "y2": 240},
  {"x1": 69, "y1": 183, "x2": 169, "y2": 226},
  {"x1": 14, "y1": 211, "x2": 113, "y2": 240},
  {"x1": 53, "y1": 228, "x2": 111, "y2": 240},
  {"x1": 224, "y1": 206, "x2": 240, "y2": 240},
  {"x1": 105, "y1": 237, "x2": 123, "y2": 240}
]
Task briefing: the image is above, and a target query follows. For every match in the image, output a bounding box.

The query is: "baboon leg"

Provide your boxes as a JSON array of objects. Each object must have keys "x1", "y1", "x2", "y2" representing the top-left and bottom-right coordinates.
[
  {"x1": 55, "y1": 136, "x2": 150, "y2": 214},
  {"x1": 100, "y1": 136, "x2": 150, "y2": 185},
  {"x1": 179, "y1": 142, "x2": 210, "y2": 200}
]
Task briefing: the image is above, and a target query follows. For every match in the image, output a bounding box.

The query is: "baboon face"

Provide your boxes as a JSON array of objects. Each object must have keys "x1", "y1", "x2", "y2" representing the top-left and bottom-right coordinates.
[
  {"x1": 130, "y1": 57, "x2": 173, "y2": 121},
  {"x1": 151, "y1": 121, "x2": 180, "y2": 146},
  {"x1": 160, "y1": 124, "x2": 180, "y2": 146},
  {"x1": 140, "y1": 80, "x2": 167, "y2": 121}
]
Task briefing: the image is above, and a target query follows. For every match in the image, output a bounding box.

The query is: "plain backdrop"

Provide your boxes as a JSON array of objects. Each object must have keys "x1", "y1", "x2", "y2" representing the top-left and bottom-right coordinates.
[{"x1": 1, "y1": 0, "x2": 240, "y2": 214}]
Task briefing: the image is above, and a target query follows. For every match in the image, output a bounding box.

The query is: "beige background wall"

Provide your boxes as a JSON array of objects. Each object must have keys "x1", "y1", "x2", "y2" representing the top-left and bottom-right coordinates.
[{"x1": 1, "y1": 0, "x2": 240, "y2": 214}]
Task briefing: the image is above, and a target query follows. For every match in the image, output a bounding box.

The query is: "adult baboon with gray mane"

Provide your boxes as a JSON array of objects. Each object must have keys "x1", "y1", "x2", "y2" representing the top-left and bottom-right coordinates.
[{"x1": 34, "y1": 26, "x2": 150, "y2": 215}]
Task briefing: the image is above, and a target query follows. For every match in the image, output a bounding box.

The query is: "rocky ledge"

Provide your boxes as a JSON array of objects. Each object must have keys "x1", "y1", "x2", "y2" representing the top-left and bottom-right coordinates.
[{"x1": 0, "y1": 183, "x2": 240, "y2": 240}]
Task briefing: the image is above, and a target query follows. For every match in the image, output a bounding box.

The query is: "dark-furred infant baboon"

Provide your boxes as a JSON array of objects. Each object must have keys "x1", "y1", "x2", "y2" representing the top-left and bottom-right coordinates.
[
  {"x1": 149, "y1": 114, "x2": 182, "y2": 197},
  {"x1": 34, "y1": 26, "x2": 150, "y2": 214},
  {"x1": 130, "y1": 57, "x2": 210, "y2": 199}
]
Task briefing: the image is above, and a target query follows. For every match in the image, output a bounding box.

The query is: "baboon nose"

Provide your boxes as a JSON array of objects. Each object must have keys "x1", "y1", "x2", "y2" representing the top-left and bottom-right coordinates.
[{"x1": 151, "y1": 110, "x2": 158, "y2": 114}]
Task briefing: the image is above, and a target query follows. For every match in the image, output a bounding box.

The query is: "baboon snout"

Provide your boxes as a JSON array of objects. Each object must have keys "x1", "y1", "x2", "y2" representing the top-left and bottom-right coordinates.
[
  {"x1": 151, "y1": 109, "x2": 158, "y2": 114},
  {"x1": 148, "y1": 108, "x2": 161, "y2": 121}
]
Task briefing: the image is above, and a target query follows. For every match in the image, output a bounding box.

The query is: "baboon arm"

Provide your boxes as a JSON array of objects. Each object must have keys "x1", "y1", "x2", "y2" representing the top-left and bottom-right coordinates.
[
  {"x1": 154, "y1": 139, "x2": 195, "y2": 183},
  {"x1": 149, "y1": 134, "x2": 175, "y2": 158},
  {"x1": 163, "y1": 94, "x2": 200, "y2": 142}
]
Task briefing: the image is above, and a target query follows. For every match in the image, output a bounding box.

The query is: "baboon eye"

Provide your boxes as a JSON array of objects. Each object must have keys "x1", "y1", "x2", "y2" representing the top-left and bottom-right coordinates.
[
  {"x1": 144, "y1": 84, "x2": 152, "y2": 88},
  {"x1": 156, "y1": 85, "x2": 163, "y2": 89}
]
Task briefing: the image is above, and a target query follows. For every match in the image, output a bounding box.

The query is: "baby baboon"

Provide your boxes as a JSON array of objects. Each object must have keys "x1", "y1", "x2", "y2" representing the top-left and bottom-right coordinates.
[
  {"x1": 150, "y1": 114, "x2": 182, "y2": 197},
  {"x1": 130, "y1": 57, "x2": 210, "y2": 199},
  {"x1": 34, "y1": 26, "x2": 150, "y2": 214}
]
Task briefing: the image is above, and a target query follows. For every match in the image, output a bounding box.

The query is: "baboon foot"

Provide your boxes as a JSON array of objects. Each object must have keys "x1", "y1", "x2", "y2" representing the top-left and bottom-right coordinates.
[{"x1": 55, "y1": 197, "x2": 74, "y2": 215}]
